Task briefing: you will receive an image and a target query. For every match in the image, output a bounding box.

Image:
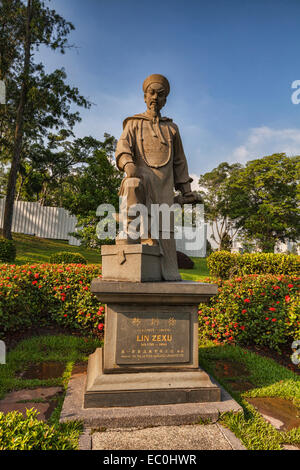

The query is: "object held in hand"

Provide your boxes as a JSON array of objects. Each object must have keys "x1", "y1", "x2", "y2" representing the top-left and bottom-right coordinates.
[{"x1": 174, "y1": 191, "x2": 203, "y2": 205}]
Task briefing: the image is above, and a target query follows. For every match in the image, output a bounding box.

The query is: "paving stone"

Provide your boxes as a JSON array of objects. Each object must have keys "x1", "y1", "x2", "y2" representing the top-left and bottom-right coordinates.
[
  {"x1": 92, "y1": 424, "x2": 233, "y2": 450},
  {"x1": 282, "y1": 444, "x2": 300, "y2": 451},
  {"x1": 0, "y1": 402, "x2": 51, "y2": 421},
  {"x1": 0, "y1": 387, "x2": 62, "y2": 404},
  {"x1": 247, "y1": 397, "x2": 300, "y2": 431}
]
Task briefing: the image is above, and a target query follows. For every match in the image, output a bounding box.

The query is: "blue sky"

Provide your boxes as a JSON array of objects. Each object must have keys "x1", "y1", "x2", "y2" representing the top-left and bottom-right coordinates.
[{"x1": 38, "y1": 0, "x2": 300, "y2": 184}]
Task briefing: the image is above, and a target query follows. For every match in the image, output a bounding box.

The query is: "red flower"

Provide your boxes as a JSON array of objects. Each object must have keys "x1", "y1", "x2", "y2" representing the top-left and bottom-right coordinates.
[
  {"x1": 285, "y1": 295, "x2": 291, "y2": 303},
  {"x1": 32, "y1": 280, "x2": 37, "y2": 285},
  {"x1": 288, "y1": 284, "x2": 294, "y2": 288},
  {"x1": 265, "y1": 317, "x2": 269, "y2": 320},
  {"x1": 34, "y1": 273, "x2": 39, "y2": 279},
  {"x1": 272, "y1": 318, "x2": 277, "y2": 322},
  {"x1": 269, "y1": 307, "x2": 276, "y2": 312},
  {"x1": 244, "y1": 298, "x2": 250, "y2": 303},
  {"x1": 240, "y1": 326, "x2": 245, "y2": 330},
  {"x1": 98, "y1": 323, "x2": 104, "y2": 330},
  {"x1": 242, "y1": 309, "x2": 247, "y2": 314}
]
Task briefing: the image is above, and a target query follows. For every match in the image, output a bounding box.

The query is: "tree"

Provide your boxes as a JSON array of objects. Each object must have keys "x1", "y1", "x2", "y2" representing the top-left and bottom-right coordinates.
[
  {"x1": 226, "y1": 153, "x2": 300, "y2": 252},
  {"x1": 16, "y1": 134, "x2": 102, "y2": 204},
  {"x1": 0, "y1": 0, "x2": 90, "y2": 238},
  {"x1": 60, "y1": 134, "x2": 122, "y2": 248},
  {"x1": 198, "y1": 162, "x2": 242, "y2": 250}
]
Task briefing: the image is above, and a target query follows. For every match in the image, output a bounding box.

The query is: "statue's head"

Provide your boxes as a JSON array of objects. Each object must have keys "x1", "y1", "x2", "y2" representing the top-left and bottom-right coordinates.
[{"x1": 143, "y1": 74, "x2": 170, "y2": 115}]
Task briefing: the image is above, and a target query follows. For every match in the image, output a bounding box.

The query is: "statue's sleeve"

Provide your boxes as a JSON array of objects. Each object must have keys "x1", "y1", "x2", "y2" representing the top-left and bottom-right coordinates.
[
  {"x1": 172, "y1": 124, "x2": 193, "y2": 194},
  {"x1": 115, "y1": 120, "x2": 135, "y2": 171}
]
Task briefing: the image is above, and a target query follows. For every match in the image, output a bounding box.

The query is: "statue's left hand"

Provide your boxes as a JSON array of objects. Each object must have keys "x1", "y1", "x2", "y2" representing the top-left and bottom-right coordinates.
[{"x1": 174, "y1": 191, "x2": 203, "y2": 205}]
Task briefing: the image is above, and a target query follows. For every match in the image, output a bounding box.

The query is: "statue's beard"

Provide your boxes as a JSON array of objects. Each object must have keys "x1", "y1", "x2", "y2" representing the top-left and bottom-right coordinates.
[{"x1": 148, "y1": 102, "x2": 160, "y2": 117}]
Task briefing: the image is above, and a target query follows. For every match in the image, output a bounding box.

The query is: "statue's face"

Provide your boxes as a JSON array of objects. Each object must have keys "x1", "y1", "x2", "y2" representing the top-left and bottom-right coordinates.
[{"x1": 144, "y1": 83, "x2": 167, "y2": 114}]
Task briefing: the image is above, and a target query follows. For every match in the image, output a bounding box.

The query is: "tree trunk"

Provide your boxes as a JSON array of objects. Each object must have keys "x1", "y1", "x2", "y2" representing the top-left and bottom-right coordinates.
[{"x1": 2, "y1": 0, "x2": 32, "y2": 239}]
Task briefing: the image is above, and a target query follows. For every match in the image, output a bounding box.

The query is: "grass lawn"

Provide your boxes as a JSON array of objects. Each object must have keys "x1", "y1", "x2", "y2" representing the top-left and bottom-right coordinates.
[
  {"x1": 1, "y1": 334, "x2": 299, "y2": 450},
  {"x1": 12, "y1": 233, "x2": 102, "y2": 265},
  {"x1": 199, "y1": 341, "x2": 300, "y2": 450},
  {"x1": 0, "y1": 335, "x2": 103, "y2": 450},
  {"x1": 180, "y1": 257, "x2": 210, "y2": 281},
  {"x1": 11, "y1": 233, "x2": 210, "y2": 280}
]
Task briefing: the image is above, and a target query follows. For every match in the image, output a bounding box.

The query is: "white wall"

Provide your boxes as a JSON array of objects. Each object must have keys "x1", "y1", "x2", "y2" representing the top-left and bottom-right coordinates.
[{"x1": 0, "y1": 198, "x2": 80, "y2": 246}]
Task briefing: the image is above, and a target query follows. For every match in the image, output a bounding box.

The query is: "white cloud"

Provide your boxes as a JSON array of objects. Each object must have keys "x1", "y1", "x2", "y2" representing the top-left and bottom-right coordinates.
[
  {"x1": 190, "y1": 173, "x2": 200, "y2": 191},
  {"x1": 232, "y1": 126, "x2": 300, "y2": 163}
]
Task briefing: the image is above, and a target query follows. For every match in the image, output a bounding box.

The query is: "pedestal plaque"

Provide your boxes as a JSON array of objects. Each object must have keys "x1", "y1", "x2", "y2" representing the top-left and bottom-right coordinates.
[
  {"x1": 84, "y1": 280, "x2": 221, "y2": 408},
  {"x1": 116, "y1": 311, "x2": 190, "y2": 364}
]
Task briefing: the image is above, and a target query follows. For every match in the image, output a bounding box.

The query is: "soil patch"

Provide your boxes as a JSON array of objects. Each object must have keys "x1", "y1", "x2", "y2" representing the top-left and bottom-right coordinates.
[
  {"x1": 247, "y1": 397, "x2": 300, "y2": 431},
  {"x1": 214, "y1": 359, "x2": 250, "y2": 378},
  {"x1": 20, "y1": 361, "x2": 66, "y2": 380},
  {"x1": 71, "y1": 362, "x2": 87, "y2": 376},
  {"x1": 229, "y1": 381, "x2": 254, "y2": 392},
  {"x1": 214, "y1": 359, "x2": 255, "y2": 392}
]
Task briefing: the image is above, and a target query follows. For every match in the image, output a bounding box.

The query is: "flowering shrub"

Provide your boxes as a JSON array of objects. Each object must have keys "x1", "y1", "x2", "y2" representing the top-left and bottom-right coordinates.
[
  {"x1": 207, "y1": 251, "x2": 300, "y2": 279},
  {"x1": 0, "y1": 263, "x2": 103, "y2": 336},
  {"x1": 198, "y1": 274, "x2": 300, "y2": 350}
]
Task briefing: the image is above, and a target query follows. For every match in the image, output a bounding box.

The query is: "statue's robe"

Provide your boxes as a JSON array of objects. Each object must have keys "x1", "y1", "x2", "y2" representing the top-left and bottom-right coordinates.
[{"x1": 115, "y1": 112, "x2": 193, "y2": 281}]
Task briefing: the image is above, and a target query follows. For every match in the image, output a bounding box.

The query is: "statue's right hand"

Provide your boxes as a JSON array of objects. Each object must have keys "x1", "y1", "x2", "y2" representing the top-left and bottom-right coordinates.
[{"x1": 124, "y1": 162, "x2": 138, "y2": 178}]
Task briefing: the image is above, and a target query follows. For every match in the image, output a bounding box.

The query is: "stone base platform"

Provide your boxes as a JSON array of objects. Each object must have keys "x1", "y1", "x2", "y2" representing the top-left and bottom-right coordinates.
[
  {"x1": 84, "y1": 348, "x2": 221, "y2": 408},
  {"x1": 60, "y1": 367, "x2": 243, "y2": 429}
]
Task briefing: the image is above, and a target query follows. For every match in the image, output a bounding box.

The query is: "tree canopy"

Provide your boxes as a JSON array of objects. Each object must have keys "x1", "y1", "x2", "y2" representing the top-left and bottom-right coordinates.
[
  {"x1": 0, "y1": 0, "x2": 90, "y2": 238},
  {"x1": 199, "y1": 154, "x2": 300, "y2": 252}
]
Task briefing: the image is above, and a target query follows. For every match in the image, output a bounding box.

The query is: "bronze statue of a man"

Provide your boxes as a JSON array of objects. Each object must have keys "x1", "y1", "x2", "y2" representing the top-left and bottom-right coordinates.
[{"x1": 115, "y1": 74, "x2": 199, "y2": 281}]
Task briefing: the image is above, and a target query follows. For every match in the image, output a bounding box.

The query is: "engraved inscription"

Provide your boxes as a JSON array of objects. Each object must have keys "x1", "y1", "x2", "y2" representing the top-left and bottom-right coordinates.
[{"x1": 116, "y1": 311, "x2": 190, "y2": 364}]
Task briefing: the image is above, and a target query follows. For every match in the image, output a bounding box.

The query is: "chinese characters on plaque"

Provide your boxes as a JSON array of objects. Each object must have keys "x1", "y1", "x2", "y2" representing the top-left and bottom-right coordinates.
[{"x1": 116, "y1": 311, "x2": 190, "y2": 364}]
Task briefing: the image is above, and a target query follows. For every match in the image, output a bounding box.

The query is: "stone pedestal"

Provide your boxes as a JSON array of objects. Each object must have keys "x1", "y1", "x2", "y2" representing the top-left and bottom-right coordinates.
[
  {"x1": 84, "y1": 280, "x2": 220, "y2": 408},
  {"x1": 101, "y1": 244, "x2": 162, "y2": 282}
]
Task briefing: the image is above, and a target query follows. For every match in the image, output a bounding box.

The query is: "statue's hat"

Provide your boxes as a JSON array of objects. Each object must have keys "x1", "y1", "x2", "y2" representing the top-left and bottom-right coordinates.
[{"x1": 143, "y1": 74, "x2": 170, "y2": 96}]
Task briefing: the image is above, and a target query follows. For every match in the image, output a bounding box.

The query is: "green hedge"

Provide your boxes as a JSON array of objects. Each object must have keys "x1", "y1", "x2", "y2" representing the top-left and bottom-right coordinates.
[
  {"x1": 207, "y1": 251, "x2": 300, "y2": 279},
  {"x1": 49, "y1": 251, "x2": 87, "y2": 264},
  {"x1": 0, "y1": 239, "x2": 16, "y2": 263},
  {"x1": 198, "y1": 274, "x2": 300, "y2": 350}
]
